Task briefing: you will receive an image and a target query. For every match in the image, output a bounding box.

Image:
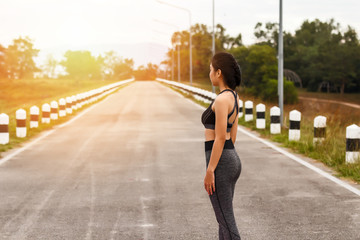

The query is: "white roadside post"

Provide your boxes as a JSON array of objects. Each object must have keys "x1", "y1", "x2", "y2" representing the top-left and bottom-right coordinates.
[
  {"x1": 76, "y1": 94, "x2": 82, "y2": 108},
  {"x1": 50, "y1": 101, "x2": 59, "y2": 120},
  {"x1": 90, "y1": 91, "x2": 95, "y2": 103},
  {"x1": 59, "y1": 98, "x2": 67, "y2": 117},
  {"x1": 80, "y1": 93, "x2": 86, "y2": 107},
  {"x1": 289, "y1": 110, "x2": 301, "y2": 141},
  {"x1": 313, "y1": 116, "x2": 326, "y2": 145},
  {"x1": 256, "y1": 103, "x2": 266, "y2": 129},
  {"x1": 84, "y1": 92, "x2": 89, "y2": 104},
  {"x1": 16, "y1": 109, "x2": 26, "y2": 138},
  {"x1": 345, "y1": 124, "x2": 360, "y2": 164},
  {"x1": 0, "y1": 113, "x2": 9, "y2": 144},
  {"x1": 71, "y1": 95, "x2": 78, "y2": 111},
  {"x1": 270, "y1": 106, "x2": 281, "y2": 134},
  {"x1": 89, "y1": 91, "x2": 94, "y2": 103},
  {"x1": 238, "y1": 99, "x2": 243, "y2": 118},
  {"x1": 244, "y1": 100, "x2": 253, "y2": 122},
  {"x1": 42, "y1": 103, "x2": 51, "y2": 124},
  {"x1": 66, "y1": 97, "x2": 73, "y2": 114},
  {"x1": 30, "y1": 106, "x2": 39, "y2": 128}
]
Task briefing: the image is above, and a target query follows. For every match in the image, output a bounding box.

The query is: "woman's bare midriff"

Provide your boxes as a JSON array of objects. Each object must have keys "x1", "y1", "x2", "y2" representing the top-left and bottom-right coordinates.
[{"x1": 205, "y1": 129, "x2": 231, "y2": 141}]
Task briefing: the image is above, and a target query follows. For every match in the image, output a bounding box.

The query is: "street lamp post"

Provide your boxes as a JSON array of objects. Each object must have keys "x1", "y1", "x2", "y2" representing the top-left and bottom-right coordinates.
[
  {"x1": 278, "y1": 0, "x2": 284, "y2": 127},
  {"x1": 172, "y1": 47, "x2": 174, "y2": 81},
  {"x1": 156, "y1": 0, "x2": 192, "y2": 86},
  {"x1": 153, "y1": 19, "x2": 181, "y2": 82},
  {"x1": 212, "y1": 0, "x2": 216, "y2": 93},
  {"x1": 177, "y1": 34, "x2": 181, "y2": 82}
]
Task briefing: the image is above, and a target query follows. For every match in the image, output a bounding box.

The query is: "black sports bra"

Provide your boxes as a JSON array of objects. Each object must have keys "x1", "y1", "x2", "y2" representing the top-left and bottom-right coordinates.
[{"x1": 201, "y1": 89, "x2": 238, "y2": 132}]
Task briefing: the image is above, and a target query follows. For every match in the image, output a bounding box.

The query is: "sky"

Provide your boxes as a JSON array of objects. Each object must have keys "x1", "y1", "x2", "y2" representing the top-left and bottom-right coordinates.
[{"x1": 0, "y1": 0, "x2": 359, "y2": 68}]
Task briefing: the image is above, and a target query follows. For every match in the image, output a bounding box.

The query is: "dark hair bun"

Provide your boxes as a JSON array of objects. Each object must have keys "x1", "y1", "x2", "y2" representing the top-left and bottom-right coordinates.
[
  {"x1": 211, "y1": 52, "x2": 242, "y2": 90},
  {"x1": 233, "y1": 62, "x2": 242, "y2": 87}
]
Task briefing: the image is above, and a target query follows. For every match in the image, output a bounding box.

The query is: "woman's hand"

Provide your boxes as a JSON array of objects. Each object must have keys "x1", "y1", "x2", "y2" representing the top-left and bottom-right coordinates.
[{"x1": 204, "y1": 169, "x2": 215, "y2": 195}]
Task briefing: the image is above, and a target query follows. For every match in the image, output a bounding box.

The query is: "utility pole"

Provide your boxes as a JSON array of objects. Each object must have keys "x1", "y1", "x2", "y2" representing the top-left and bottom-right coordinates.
[
  {"x1": 172, "y1": 48, "x2": 174, "y2": 81},
  {"x1": 156, "y1": 1, "x2": 192, "y2": 85},
  {"x1": 152, "y1": 19, "x2": 180, "y2": 83},
  {"x1": 278, "y1": 0, "x2": 284, "y2": 127},
  {"x1": 211, "y1": 0, "x2": 216, "y2": 93},
  {"x1": 177, "y1": 35, "x2": 181, "y2": 82}
]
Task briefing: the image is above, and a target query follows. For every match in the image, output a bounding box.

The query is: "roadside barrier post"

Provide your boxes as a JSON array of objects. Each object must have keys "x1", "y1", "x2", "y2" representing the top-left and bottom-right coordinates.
[
  {"x1": 244, "y1": 101, "x2": 253, "y2": 122},
  {"x1": 76, "y1": 94, "x2": 82, "y2": 109},
  {"x1": 238, "y1": 99, "x2": 243, "y2": 118},
  {"x1": 71, "y1": 95, "x2": 77, "y2": 110},
  {"x1": 59, "y1": 98, "x2": 67, "y2": 117},
  {"x1": 313, "y1": 116, "x2": 326, "y2": 144},
  {"x1": 345, "y1": 124, "x2": 360, "y2": 164},
  {"x1": 50, "y1": 101, "x2": 59, "y2": 120},
  {"x1": 42, "y1": 103, "x2": 51, "y2": 124},
  {"x1": 256, "y1": 103, "x2": 266, "y2": 129},
  {"x1": 289, "y1": 110, "x2": 301, "y2": 141},
  {"x1": 16, "y1": 109, "x2": 26, "y2": 138},
  {"x1": 66, "y1": 97, "x2": 73, "y2": 114},
  {"x1": 30, "y1": 106, "x2": 39, "y2": 128},
  {"x1": 270, "y1": 106, "x2": 281, "y2": 134},
  {"x1": 0, "y1": 113, "x2": 9, "y2": 144}
]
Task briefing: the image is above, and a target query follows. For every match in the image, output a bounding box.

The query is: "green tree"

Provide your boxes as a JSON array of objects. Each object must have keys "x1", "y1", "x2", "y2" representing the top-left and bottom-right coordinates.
[
  {"x1": 230, "y1": 44, "x2": 298, "y2": 103},
  {"x1": 165, "y1": 23, "x2": 243, "y2": 81},
  {"x1": 244, "y1": 44, "x2": 278, "y2": 89},
  {"x1": 133, "y1": 63, "x2": 158, "y2": 80},
  {"x1": 0, "y1": 44, "x2": 6, "y2": 79},
  {"x1": 254, "y1": 22, "x2": 279, "y2": 48},
  {"x1": 42, "y1": 54, "x2": 58, "y2": 79},
  {"x1": 191, "y1": 24, "x2": 212, "y2": 78},
  {"x1": 60, "y1": 50, "x2": 102, "y2": 80},
  {"x1": 113, "y1": 57, "x2": 134, "y2": 80},
  {"x1": 5, "y1": 36, "x2": 40, "y2": 79},
  {"x1": 292, "y1": 19, "x2": 360, "y2": 93},
  {"x1": 320, "y1": 26, "x2": 360, "y2": 93},
  {"x1": 213, "y1": 23, "x2": 243, "y2": 51},
  {"x1": 102, "y1": 51, "x2": 118, "y2": 79},
  {"x1": 253, "y1": 18, "x2": 360, "y2": 93}
]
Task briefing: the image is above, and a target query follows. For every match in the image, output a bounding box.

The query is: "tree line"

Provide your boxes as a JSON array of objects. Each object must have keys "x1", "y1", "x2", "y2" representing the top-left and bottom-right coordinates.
[
  {"x1": 0, "y1": 37, "x2": 139, "y2": 81},
  {"x1": 163, "y1": 18, "x2": 360, "y2": 102}
]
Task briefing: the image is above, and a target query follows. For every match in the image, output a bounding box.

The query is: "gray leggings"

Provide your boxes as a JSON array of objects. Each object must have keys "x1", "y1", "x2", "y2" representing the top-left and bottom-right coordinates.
[{"x1": 205, "y1": 139, "x2": 242, "y2": 240}]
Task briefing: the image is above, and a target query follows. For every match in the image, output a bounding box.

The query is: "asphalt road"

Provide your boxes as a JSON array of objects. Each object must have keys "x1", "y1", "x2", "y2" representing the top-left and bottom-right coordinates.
[{"x1": 0, "y1": 81, "x2": 359, "y2": 240}]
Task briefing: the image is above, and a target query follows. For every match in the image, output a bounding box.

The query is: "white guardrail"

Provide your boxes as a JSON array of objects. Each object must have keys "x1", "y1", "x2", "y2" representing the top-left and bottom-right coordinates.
[
  {"x1": 156, "y1": 78, "x2": 360, "y2": 164},
  {"x1": 0, "y1": 78, "x2": 134, "y2": 145}
]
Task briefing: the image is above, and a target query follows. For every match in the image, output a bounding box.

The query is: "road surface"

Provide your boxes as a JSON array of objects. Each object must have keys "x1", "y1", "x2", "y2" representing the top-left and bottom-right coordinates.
[{"x1": 0, "y1": 81, "x2": 359, "y2": 240}]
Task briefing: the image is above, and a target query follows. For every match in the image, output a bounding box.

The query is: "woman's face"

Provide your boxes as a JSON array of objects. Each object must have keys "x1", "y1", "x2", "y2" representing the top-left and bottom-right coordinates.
[{"x1": 209, "y1": 64, "x2": 219, "y2": 86}]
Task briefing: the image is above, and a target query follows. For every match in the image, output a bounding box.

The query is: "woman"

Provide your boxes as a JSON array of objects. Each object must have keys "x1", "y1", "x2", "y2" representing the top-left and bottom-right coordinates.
[{"x1": 201, "y1": 52, "x2": 242, "y2": 240}]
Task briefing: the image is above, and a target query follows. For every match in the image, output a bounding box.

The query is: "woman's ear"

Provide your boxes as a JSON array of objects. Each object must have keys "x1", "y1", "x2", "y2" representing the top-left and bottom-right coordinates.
[{"x1": 217, "y1": 69, "x2": 222, "y2": 78}]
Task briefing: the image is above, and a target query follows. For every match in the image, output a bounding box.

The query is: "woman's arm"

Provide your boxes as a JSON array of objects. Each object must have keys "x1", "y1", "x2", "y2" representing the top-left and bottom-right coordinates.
[
  {"x1": 206, "y1": 96, "x2": 228, "y2": 173},
  {"x1": 230, "y1": 119, "x2": 238, "y2": 144},
  {"x1": 230, "y1": 94, "x2": 239, "y2": 144}
]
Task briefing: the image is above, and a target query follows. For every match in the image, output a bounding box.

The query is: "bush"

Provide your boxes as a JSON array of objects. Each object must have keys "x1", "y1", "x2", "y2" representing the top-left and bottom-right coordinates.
[
  {"x1": 245, "y1": 78, "x2": 298, "y2": 104},
  {"x1": 261, "y1": 79, "x2": 278, "y2": 102},
  {"x1": 284, "y1": 80, "x2": 298, "y2": 104}
]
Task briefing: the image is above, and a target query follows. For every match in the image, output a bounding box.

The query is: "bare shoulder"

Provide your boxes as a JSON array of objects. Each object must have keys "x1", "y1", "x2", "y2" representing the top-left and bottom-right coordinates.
[
  {"x1": 213, "y1": 92, "x2": 231, "y2": 112},
  {"x1": 213, "y1": 93, "x2": 227, "y2": 107}
]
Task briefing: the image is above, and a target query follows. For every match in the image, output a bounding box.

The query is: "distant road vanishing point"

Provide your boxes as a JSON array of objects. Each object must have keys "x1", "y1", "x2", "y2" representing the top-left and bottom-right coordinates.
[{"x1": 0, "y1": 81, "x2": 359, "y2": 240}]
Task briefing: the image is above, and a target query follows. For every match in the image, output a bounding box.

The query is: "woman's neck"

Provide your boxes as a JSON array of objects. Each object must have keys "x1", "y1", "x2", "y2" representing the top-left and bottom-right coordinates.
[{"x1": 219, "y1": 81, "x2": 231, "y2": 93}]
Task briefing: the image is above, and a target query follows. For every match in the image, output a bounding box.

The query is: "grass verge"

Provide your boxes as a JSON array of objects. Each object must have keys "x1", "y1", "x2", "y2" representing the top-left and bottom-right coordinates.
[
  {"x1": 0, "y1": 80, "x2": 134, "y2": 156},
  {"x1": 160, "y1": 81, "x2": 360, "y2": 185}
]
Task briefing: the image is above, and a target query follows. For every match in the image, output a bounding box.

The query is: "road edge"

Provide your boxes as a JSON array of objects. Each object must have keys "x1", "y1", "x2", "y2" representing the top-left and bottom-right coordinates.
[{"x1": 156, "y1": 81, "x2": 360, "y2": 197}]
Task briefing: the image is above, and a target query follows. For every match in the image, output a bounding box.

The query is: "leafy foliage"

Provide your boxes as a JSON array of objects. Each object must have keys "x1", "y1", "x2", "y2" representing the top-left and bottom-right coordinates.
[
  {"x1": 1, "y1": 36, "x2": 39, "y2": 79},
  {"x1": 133, "y1": 63, "x2": 158, "y2": 80},
  {"x1": 60, "y1": 50, "x2": 102, "y2": 80},
  {"x1": 166, "y1": 23, "x2": 243, "y2": 81},
  {"x1": 255, "y1": 18, "x2": 360, "y2": 93}
]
